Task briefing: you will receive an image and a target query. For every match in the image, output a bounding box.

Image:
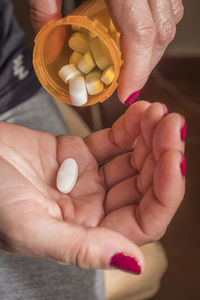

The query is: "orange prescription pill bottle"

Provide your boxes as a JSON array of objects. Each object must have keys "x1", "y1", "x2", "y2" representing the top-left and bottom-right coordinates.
[{"x1": 33, "y1": 0, "x2": 122, "y2": 106}]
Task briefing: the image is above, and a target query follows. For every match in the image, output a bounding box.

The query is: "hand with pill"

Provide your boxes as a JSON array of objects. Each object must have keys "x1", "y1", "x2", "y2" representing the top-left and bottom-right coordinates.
[
  {"x1": 0, "y1": 101, "x2": 185, "y2": 272},
  {"x1": 30, "y1": 0, "x2": 183, "y2": 106}
]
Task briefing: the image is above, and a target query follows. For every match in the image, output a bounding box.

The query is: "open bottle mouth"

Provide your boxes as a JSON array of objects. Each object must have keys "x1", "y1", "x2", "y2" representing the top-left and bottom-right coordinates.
[{"x1": 33, "y1": 7, "x2": 122, "y2": 106}]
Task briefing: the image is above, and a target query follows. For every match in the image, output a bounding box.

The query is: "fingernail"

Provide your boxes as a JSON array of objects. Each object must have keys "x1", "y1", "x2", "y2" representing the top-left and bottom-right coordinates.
[
  {"x1": 163, "y1": 105, "x2": 169, "y2": 117},
  {"x1": 181, "y1": 117, "x2": 187, "y2": 142},
  {"x1": 110, "y1": 253, "x2": 141, "y2": 274},
  {"x1": 125, "y1": 90, "x2": 141, "y2": 105},
  {"x1": 180, "y1": 154, "x2": 186, "y2": 177}
]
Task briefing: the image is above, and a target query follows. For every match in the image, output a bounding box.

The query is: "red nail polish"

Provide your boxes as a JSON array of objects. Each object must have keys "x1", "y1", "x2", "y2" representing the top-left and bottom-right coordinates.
[
  {"x1": 181, "y1": 118, "x2": 187, "y2": 142},
  {"x1": 110, "y1": 253, "x2": 141, "y2": 274},
  {"x1": 180, "y1": 154, "x2": 186, "y2": 177},
  {"x1": 125, "y1": 90, "x2": 141, "y2": 105}
]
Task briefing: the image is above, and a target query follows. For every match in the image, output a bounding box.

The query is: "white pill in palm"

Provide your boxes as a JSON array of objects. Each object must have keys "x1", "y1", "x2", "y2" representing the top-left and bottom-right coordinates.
[
  {"x1": 56, "y1": 158, "x2": 78, "y2": 194},
  {"x1": 69, "y1": 75, "x2": 88, "y2": 106}
]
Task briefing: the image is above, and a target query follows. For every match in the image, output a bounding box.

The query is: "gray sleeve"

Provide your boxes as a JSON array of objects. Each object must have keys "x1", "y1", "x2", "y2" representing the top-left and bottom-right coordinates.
[{"x1": 0, "y1": 0, "x2": 40, "y2": 114}]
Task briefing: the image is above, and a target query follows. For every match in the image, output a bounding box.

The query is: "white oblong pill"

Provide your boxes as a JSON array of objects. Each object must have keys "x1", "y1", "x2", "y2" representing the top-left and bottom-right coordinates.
[
  {"x1": 56, "y1": 158, "x2": 78, "y2": 194},
  {"x1": 58, "y1": 64, "x2": 80, "y2": 83},
  {"x1": 69, "y1": 75, "x2": 88, "y2": 106}
]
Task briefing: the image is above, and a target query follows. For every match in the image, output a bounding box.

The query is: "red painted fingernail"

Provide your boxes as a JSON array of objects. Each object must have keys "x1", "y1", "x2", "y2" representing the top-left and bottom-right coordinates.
[
  {"x1": 110, "y1": 253, "x2": 141, "y2": 274},
  {"x1": 180, "y1": 154, "x2": 186, "y2": 177},
  {"x1": 125, "y1": 90, "x2": 141, "y2": 105},
  {"x1": 181, "y1": 118, "x2": 187, "y2": 142}
]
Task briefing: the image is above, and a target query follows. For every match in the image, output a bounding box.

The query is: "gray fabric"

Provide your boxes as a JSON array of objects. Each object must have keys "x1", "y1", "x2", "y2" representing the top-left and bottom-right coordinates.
[
  {"x1": 0, "y1": 255, "x2": 105, "y2": 300},
  {"x1": 0, "y1": 88, "x2": 106, "y2": 300},
  {"x1": 0, "y1": 88, "x2": 69, "y2": 135}
]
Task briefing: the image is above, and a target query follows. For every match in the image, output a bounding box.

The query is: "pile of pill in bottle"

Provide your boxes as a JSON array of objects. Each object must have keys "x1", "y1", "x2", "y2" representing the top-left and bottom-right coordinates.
[{"x1": 58, "y1": 19, "x2": 120, "y2": 106}]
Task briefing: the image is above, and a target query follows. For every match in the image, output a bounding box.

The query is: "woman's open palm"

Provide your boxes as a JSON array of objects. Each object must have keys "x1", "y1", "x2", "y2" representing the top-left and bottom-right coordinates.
[{"x1": 0, "y1": 101, "x2": 185, "y2": 272}]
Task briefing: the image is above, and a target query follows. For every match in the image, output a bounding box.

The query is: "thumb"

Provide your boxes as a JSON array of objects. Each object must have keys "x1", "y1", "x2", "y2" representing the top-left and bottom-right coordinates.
[
  {"x1": 29, "y1": 0, "x2": 62, "y2": 33},
  {"x1": 30, "y1": 217, "x2": 145, "y2": 274}
]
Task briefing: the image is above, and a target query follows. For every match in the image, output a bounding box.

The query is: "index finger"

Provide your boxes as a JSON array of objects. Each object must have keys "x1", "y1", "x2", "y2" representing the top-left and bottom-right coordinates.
[
  {"x1": 106, "y1": 0, "x2": 156, "y2": 103},
  {"x1": 84, "y1": 101, "x2": 150, "y2": 162}
]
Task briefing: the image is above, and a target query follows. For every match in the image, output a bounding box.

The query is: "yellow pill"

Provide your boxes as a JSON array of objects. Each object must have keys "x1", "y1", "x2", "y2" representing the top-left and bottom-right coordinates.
[
  {"x1": 109, "y1": 18, "x2": 116, "y2": 33},
  {"x1": 85, "y1": 70, "x2": 104, "y2": 95},
  {"x1": 90, "y1": 37, "x2": 112, "y2": 70},
  {"x1": 71, "y1": 25, "x2": 88, "y2": 35},
  {"x1": 88, "y1": 30, "x2": 97, "y2": 40},
  {"x1": 69, "y1": 51, "x2": 83, "y2": 65},
  {"x1": 68, "y1": 32, "x2": 89, "y2": 54},
  {"x1": 77, "y1": 50, "x2": 96, "y2": 74},
  {"x1": 101, "y1": 65, "x2": 115, "y2": 85},
  {"x1": 112, "y1": 32, "x2": 120, "y2": 47}
]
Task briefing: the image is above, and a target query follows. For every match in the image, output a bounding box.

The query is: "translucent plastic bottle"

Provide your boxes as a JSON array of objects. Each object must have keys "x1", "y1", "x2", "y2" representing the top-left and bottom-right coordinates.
[{"x1": 33, "y1": 0, "x2": 122, "y2": 106}]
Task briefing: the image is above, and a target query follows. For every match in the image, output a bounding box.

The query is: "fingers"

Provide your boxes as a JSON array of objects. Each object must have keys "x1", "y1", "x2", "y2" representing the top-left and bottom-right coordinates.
[
  {"x1": 131, "y1": 102, "x2": 167, "y2": 172},
  {"x1": 106, "y1": 0, "x2": 183, "y2": 104},
  {"x1": 84, "y1": 101, "x2": 150, "y2": 162},
  {"x1": 111, "y1": 0, "x2": 156, "y2": 103},
  {"x1": 101, "y1": 149, "x2": 185, "y2": 245},
  {"x1": 43, "y1": 219, "x2": 145, "y2": 273},
  {"x1": 29, "y1": 0, "x2": 62, "y2": 33},
  {"x1": 99, "y1": 152, "x2": 137, "y2": 190},
  {"x1": 136, "y1": 103, "x2": 184, "y2": 167},
  {"x1": 104, "y1": 175, "x2": 141, "y2": 214},
  {"x1": 102, "y1": 107, "x2": 186, "y2": 243},
  {"x1": 1, "y1": 206, "x2": 144, "y2": 273},
  {"x1": 132, "y1": 109, "x2": 185, "y2": 195},
  {"x1": 152, "y1": 113, "x2": 185, "y2": 160},
  {"x1": 140, "y1": 102, "x2": 168, "y2": 147}
]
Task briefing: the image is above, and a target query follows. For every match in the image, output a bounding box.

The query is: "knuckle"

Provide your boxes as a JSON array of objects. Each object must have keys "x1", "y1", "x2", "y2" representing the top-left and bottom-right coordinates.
[
  {"x1": 54, "y1": 239, "x2": 80, "y2": 265},
  {"x1": 61, "y1": 230, "x2": 92, "y2": 269},
  {"x1": 150, "y1": 230, "x2": 165, "y2": 242},
  {"x1": 76, "y1": 245, "x2": 91, "y2": 269},
  {"x1": 157, "y1": 18, "x2": 176, "y2": 44},
  {"x1": 142, "y1": 228, "x2": 165, "y2": 244},
  {"x1": 133, "y1": 19, "x2": 156, "y2": 46},
  {"x1": 73, "y1": 236, "x2": 93, "y2": 269},
  {"x1": 69, "y1": 135, "x2": 83, "y2": 146},
  {"x1": 173, "y1": 2, "x2": 184, "y2": 24},
  {"x1": 58, "y1": 135, "x2": 83, "y2": 149}
]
